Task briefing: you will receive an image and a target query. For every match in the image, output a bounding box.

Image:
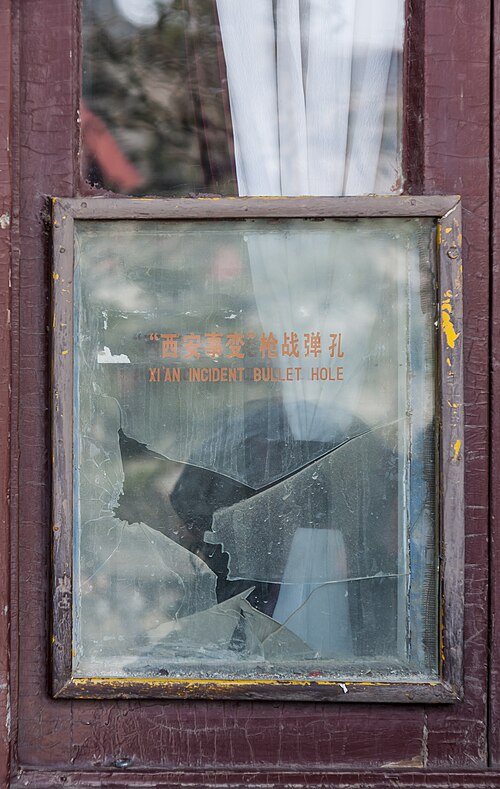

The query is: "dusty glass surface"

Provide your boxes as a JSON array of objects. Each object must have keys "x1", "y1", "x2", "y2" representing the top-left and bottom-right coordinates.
[
  {"x1": 73, "y1": 217, "x2": 438, "y2": 681},
  {"x1": 82, "y1": 0, "x2": 404, "y2": 197}
]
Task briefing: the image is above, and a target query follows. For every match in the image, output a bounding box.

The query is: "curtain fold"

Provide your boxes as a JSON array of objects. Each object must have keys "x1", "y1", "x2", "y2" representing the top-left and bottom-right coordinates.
[
  {"x1": 215, "y1": 0, "x2": 280, "y2": 195},
  {"x1": 216, "y1": 0, "x2": 402, "y2": 197}
]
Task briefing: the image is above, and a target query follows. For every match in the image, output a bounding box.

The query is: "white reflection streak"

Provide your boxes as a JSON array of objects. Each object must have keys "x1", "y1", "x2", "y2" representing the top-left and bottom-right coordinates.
[
  {"x1": 80, "y1": 521, "x2": 126, "y2": 589},
  {"x1": 136, "y1": 521, "x2": 187, "y2": 619},
  {"x1": 271, "y1": 573, "x2": 409, "y2": 637}
]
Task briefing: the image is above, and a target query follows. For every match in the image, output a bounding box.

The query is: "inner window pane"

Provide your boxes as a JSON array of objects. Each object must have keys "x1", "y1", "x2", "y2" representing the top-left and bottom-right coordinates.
[
  {"x1": 73, "y1": 216, "x2": 438, "y2": 681},
  {"x1": 82, "y1": 0, "x2": 404, "y2": 197}
]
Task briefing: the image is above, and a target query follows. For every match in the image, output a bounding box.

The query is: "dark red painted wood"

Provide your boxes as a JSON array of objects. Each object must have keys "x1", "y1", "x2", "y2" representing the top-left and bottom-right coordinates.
[
  {"x1": 422, "y1": 0, "x2": 491, "y2": 770},
  {"x1": 0, "y1": 0, "x2": 11, "y2": 785},
  {"x1": 489, "y1": 0, "x2": 500, "y2": 769},
  {"x1": 13, "y1": 0, "x2": 80, "y2": 774},
  {"x1": 10, "y1": 769, "x2": 500, "y2": 788},
  {"x1": 403, "y1": 0, "x2": 425, "y2": 194},
  {"x1": 9, "y1": 0, "x2": 493, "y2": 783}
]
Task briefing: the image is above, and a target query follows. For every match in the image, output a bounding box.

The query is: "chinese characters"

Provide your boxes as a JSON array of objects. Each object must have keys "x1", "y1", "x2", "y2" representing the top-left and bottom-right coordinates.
[{"x1": 150, "y1": 331, "x2": 344, "y2": 360}]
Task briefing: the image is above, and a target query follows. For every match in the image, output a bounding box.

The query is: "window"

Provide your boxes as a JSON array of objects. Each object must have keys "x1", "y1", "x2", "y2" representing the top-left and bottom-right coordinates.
[
  {"x1": 81, "y1": 0, "x2": 404, "y2": 197},
  {"x1": 46, "y1": 0, "x2": 464, "y2": 704},
  {"x1": 51, "y1": 195, "x2": 463, "y2": 701}
]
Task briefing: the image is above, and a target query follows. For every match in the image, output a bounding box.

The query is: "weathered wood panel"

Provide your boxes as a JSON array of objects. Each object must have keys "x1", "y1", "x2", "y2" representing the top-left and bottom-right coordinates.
[
  {"x1": 0, "y1": 0, "x2": 11, "y2": 785},
  {"x1": 423, "y1": 0, "x2": 491, "y2": 770},
  {"x1": 489, "y1": 0, "x2": 500, "y2": 769},
  {"x1": 12, "y1": 0, "x2": 492, "y2": 782},
  {"x1": 14, "y1": 0, "x2": 79, "y2": 773},
  {"x1": 10, "y1": 769, "x2": 500, "y2": 788}
]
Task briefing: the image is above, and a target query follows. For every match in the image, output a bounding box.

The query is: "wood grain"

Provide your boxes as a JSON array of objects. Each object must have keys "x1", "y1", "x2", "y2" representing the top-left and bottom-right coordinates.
[
  {"x1": 489, "y1": 0, "x2": 500, "y2": 769},
  {"x1": 423, "y1": 0, "x2": 490, "y2": 770},
  {"x1": 0, "y1": 0, "x2": 11, "y2": 785}
]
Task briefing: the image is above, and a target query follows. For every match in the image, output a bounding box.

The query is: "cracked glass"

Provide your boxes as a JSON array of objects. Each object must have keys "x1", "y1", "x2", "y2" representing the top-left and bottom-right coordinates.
[{"x1": 73, "y1": 216, "x2": 439, "y2": 682}]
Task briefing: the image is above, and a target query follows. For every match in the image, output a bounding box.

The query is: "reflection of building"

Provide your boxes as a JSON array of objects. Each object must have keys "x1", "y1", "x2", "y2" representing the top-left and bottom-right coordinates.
[
  {"x1": 82, "y1": 0, "x2": 236, "y2": 195},
  {"x1": 80, "y1": 101, "x2": 144, "y2": 191}
]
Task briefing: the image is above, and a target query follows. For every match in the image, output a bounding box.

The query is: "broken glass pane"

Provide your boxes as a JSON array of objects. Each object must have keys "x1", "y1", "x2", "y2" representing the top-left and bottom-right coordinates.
[
  {"x1": 206, "y1": 423, "x2": 400, "y2": 584},
  {"x1": 73, "y1": 216, "x2": 438, "y2": 682}
]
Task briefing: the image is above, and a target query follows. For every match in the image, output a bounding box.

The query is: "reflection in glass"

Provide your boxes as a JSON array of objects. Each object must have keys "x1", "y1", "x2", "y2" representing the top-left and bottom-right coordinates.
[
  {"x1": 82, "y1": 0, "x2": 403, "y2": 196},
  {"x1": 73, "y1": 217, "x2": 438, "y2": 681}
]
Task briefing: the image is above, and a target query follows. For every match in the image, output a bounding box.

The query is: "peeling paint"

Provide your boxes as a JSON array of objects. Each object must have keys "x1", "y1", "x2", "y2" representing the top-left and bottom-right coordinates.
[
  {"x1": 453, "y1": 439, "x2": 462, "y2": 460},
  {"x1": 441, "y1": 293, "x2": 460, "y2": 348},
  {"x1": 69, "y1": 676, "x2": 442, "y2": 697},
  {"x1": 382, "y1": 755, "x2": 425, "y2": 769}
]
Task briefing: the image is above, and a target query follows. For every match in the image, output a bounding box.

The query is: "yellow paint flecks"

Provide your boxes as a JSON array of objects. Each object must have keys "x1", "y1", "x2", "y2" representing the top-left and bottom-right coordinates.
[
  {"x1": 445, "y1": 227, "x2": 452, "y2": 234},
  {"x1": 446, "y1": 358, "x2": 452, "y2": 367},
  {"x1": 441, "y1": 294, "x2": 460, "y2": 349},
  {"x1": 61, "y1": 349, "x2": 69, "y2": 356},
  {"x1": 453, "y1": 439, "x2": 461, "y2": 460},
  {"x1": 437, "y1": 225, "x2": 441, "y2": 246},
  {"x1": 442, "y1": 312, "x2": 459, "y2": 348},
  {"x1": 440, "y1": 599, "x2": 446, "y2": 665},
  {"x1": 53, "y1": 272, "x2": 59, "y2": 280},
  {"x1": 71, "y1": 676, "x2": 439, "y2": 691}
]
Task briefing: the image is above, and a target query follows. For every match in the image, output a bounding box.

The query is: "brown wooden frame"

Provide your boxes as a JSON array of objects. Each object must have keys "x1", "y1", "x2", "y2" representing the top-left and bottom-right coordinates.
[
  {"x1": 51, "y1": 194, "x2": 464, "y2": 704},
  {"x1": 0, "y1": 0, "x2": 486, "y2": 780}
]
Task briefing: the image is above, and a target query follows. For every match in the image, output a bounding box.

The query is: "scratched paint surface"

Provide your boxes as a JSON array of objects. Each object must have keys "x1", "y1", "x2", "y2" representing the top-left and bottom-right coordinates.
[
  {"x1": 0, "y1": 0, "x2": 10, "y2": 787},
  {"x1": 422, "y1": 0, "x2": 490, "y2": 770},
  {"x1": 11, "y1": 0, "x2": 492, "y2": 781},
  {"x1": 492, "y1": 0, "x2": 500, "y2": 767}
]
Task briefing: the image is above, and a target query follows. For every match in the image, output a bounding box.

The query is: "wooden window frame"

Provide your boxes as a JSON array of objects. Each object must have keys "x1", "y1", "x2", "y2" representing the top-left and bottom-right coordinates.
[
  {"x1": 0, "y1": 0, "x2": 491, "y2": 780},
  {"x1": 51, "y1": 194, "x2": 464, "y2": 704}
]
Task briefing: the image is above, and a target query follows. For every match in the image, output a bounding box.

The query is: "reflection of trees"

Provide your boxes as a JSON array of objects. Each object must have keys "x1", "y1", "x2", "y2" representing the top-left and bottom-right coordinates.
[{"x1": 82, "y1": 0, "x2": 236, "y2": 195}]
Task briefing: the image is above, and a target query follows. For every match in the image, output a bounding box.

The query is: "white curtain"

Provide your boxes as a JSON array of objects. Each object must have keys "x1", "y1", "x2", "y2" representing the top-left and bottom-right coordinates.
[
  {"x1": 216, "y1": 0, "x2": 402, "y2": 197},
  {"x1": 215, "y1": 0, "x2": 403, "y2": 656}
]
